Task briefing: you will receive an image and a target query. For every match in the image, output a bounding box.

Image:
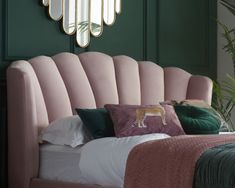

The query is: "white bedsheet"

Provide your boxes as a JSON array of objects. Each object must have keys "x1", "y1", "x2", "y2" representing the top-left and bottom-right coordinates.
[
  {"x1": 77, "y1": 133, "x2": 170, "y2": 188},
  {"x1": 39, "y1": 144, "x2": 83, "y2": 182}
]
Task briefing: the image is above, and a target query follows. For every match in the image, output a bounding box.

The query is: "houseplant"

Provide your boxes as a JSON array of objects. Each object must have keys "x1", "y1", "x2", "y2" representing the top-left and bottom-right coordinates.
[{"x1": 213, "y1": 0, "x2": 235, "y2": 131}]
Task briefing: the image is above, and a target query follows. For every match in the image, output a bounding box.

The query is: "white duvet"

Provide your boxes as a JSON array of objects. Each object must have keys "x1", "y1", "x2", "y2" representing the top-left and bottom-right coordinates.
[{"x1": 77, "y1": 133, "x2": 170, "y2": 188}]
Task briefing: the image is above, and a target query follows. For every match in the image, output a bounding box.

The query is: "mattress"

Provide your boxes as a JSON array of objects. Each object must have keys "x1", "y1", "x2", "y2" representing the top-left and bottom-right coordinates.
[{"x1": 39, "y1": 144, "x2": 83, "y2": 182}]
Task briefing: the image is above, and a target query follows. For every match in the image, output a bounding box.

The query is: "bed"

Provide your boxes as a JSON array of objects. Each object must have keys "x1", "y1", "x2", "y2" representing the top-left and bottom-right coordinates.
[{"x1": 7, "y1": 51, "x2": 235, "y2": 188}]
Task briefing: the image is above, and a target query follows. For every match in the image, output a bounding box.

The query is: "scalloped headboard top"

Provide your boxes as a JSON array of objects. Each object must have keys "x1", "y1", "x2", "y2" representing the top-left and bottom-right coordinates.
[{"x1": 7, "y1": 51, "x2": 212, "y2": 125}]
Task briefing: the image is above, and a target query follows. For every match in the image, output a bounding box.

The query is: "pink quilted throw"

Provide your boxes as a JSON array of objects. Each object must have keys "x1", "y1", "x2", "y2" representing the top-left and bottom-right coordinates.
[{"x1": 105, "y1": 104, "x2": 185, "y2": 137}]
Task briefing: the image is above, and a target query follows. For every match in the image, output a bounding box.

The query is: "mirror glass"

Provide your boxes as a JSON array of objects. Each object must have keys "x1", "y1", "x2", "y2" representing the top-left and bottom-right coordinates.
[
  {"x1": 76, "y1": 0, "x2": 90, "y2": 47},
  {"x1": 103, "y1": 0, "x2": 115, "y2": 25},
  {"x1": 42, "y1": 0, "x2": 49, "y2": 6},
  {"x1": 63, "y1": 0, "x2": 76, "y2": 35},
  {"x1": 90, "y1": 0, "x2": 103, "y2": 37},
  {"x1": 49, "y1": 0, "x2": 63, "y2": 20},
  {"x1": 42, "y1": 0, "x2": 121, "y2": 47},
  {"x1": 115, "y1": 0, "x2": 121, "y2": 14}
]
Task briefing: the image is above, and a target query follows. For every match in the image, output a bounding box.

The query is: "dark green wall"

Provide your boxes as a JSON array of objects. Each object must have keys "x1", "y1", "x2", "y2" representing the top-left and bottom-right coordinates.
[{"x1": 0, "y1": 0, "x2": 217, "y2": 187}]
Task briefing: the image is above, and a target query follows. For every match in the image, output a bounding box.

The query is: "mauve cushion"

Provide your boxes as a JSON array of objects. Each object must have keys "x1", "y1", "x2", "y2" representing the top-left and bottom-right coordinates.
[{"x1": 105, "y1": 104, "x2": 185, "y2": 137}]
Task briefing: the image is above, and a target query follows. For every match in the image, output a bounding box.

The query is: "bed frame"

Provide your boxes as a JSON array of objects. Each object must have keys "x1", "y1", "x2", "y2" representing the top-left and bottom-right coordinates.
[{"x1": 7, "y1": 52, "x2": 212, "y2": 188}]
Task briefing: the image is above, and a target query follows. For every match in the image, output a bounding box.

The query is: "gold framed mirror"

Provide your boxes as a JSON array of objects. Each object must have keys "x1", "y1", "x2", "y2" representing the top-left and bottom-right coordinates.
[{"x1": 42, "y1": 0, "x2": 122, "y2": 47}]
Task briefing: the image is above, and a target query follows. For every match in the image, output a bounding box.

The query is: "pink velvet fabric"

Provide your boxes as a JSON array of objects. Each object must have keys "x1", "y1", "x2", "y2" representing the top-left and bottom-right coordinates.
[
  {"x1": 29, "y1": 56, "x2": 73, "y2": 122},
  {"x1": 113, "y1": 56, "x2": 141, "y2": 104},
  {"x1": 7, "y1": 52, "x2": 213, "y2": 188},
  {"x1": 164, "y1": 67, "x2": 192, "y2": 102},
  {"x1": 52, "y1": 53, "x2": 96, "y2": 112},
  {"x1": 139, "y1": 61, "x2": 165, "y2": 104},
  {"x1": 79, "y1": 52, "x2": 119, "y2": 107}
]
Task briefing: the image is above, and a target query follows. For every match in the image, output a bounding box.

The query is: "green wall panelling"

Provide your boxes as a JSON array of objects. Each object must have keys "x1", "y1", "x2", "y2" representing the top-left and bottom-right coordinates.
[
  {"x1": 208, "y1": 0, "x2": 217, "y2": 79},
  {"x1": 86, "y1": 0, "x2": 145, "y2": 60},
  {"x1": 5, "y1": 0, "x2": 72, "y2": 59},
  {"x1": 157, "y1": 0, "x2": 217, "y2": 78},
  {"x1": 146, "y1": 0, "x2": 158, "y2": 62},
  {"x1": 0, "y1": 0, "x2": 3, "y2": 69}
]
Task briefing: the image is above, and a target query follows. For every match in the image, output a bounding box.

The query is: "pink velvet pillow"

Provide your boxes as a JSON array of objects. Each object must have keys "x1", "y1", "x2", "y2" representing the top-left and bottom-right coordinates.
[{"x1": 105, "y1": 104, "x2": 185, "y2": 137}]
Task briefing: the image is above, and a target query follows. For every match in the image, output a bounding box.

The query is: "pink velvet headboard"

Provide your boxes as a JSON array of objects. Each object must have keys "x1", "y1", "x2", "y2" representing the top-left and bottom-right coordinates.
[{"x1": 7, "y1": 52, "x2": 212, "y2": 188}]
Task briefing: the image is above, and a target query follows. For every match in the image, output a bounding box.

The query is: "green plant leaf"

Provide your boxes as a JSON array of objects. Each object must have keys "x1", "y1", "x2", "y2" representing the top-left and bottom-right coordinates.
[{"x1": 213, "y1": 1, "x2": 235, "y2": 131}]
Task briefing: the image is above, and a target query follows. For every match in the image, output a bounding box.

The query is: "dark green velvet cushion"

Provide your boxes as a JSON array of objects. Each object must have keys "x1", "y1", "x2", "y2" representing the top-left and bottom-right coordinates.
[
  {"x1": 174, "y1": 105, "x2": 220, "y2": 134},
  {"x1": 76, "y1": 108, "x2": 115, "y2": 139}
]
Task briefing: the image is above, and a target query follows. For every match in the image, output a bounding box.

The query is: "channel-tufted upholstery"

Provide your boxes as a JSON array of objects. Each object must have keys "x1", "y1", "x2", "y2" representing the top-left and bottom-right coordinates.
[{"x1": 7, "y1": 52, "x2": 213, "y2": 188}]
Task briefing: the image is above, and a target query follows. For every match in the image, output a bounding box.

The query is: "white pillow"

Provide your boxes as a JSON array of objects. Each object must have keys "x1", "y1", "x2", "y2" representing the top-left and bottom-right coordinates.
[{"x1": 39, "y1": 116, "x2": 90, "y2": 148}]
